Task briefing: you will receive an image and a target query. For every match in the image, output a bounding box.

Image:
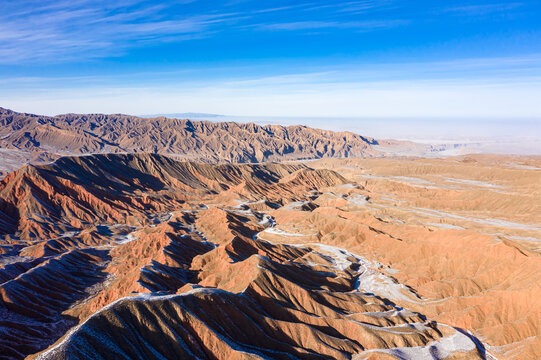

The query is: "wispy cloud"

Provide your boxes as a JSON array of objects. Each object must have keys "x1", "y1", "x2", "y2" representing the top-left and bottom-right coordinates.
[
  {"x1": 0, "y1": 0, "x2": 410, "y2": 64},
  {"x1": 2, "y1": 55, "x2": 541, "y2": 120},
  {"x1": 3, "y1": 54, "x2": 541, "y2": 87},
  {"x1": 3, "y1": 71, "x2": 540, "y2": 121},
  {"x1": 442, "y1": 2, "x2": 524, "y2": 15},
  {"x1": 336, "y1": 0, "x2": 391, "y2": 13},
  {"x1": 257, "y1": 19, "x2": 407, "y2": 31},
  {"x1": 0, "y1": 1, "x2": 245, "y2": 63}
]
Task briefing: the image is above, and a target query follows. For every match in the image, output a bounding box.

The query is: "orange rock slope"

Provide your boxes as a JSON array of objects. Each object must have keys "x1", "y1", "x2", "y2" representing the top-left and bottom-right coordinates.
[{"x1": 0, "y1": 153, "x2": 539, "y2": 359}]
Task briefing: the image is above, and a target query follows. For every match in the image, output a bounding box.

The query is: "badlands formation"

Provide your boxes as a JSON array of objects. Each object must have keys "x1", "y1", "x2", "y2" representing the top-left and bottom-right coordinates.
[
  {"x1": 0, "y1": 151, "x2": 538, "y2": 360},
  {"x1": 0, "y1": 108, "x2": 388, "y2": 176},
  {"x1": 0, "y1": 109, "x2": 539, "y2": 360},
  {"x1": 0, "y1": 107, "x2": 442, "y2": 177}
]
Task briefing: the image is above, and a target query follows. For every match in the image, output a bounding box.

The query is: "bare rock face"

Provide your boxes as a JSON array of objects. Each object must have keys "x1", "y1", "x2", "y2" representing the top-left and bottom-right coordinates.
[{"x1": 0, "y1": 107, "x2": 381, "y2": 175}]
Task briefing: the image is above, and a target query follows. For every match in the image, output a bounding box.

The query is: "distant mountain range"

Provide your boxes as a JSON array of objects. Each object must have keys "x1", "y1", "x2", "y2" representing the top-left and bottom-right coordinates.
[
  {"x1": 139, "y1": 112, "x2": 224, "y2": 119},
  {"x1": 0, "y1": 107, "x2": 428, "y2": 176}
]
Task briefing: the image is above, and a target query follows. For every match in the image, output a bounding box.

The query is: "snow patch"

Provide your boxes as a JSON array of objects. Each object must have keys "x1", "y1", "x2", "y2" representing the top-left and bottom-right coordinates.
[
  {"x1": 261, "y1": 227, "x2": 318, "y2": 237},
  {"x1": 355, "y1": 325, "x2": 497, "y2": 360},
  {"x1": 425, "y1": 223, "x2": 465, "y2": 230},
  {"x1": 441, "y1": 176, "x2": 506, "y2": 189},
  {"x1": 283, "y1": 200, "x2": 309, "y2": 210},
  {"x1": 347, "y1": 194, "x2": 368, "y2": 206}
]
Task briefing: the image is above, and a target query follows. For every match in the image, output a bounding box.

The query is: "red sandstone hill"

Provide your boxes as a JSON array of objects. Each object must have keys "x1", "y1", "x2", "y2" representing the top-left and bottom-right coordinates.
[
  {"x1": 0, "y1": 153, "x2": 492, "y2": 360},
  {"x1": 0, "y1": 153, "x2": 345, "y2": 240}
]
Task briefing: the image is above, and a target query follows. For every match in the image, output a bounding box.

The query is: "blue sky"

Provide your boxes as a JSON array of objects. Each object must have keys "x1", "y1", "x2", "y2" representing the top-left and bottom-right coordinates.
[{"x1": 1, "y1": 0, "x2": 541, "y2": 125}]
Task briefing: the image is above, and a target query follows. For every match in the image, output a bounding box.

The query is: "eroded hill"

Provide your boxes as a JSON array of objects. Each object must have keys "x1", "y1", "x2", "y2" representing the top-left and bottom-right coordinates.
[
  {"x1": 0, "y1": 153, "x2": 514, "y2": 360},
  {"x1": 0, "y1": 107, "x2": 386, "y2": 176}
]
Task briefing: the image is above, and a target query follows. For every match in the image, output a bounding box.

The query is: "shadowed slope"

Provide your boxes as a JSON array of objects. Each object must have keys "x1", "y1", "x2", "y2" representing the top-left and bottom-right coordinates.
[
  {"x1": 0, "y1": 248, "x2": 110, "y2": 358},
  {"x1": 0, "y1": 153, "x2": 344, "y2": 239},
  {"x1": 39, "y1": 226, "x2": 487, "y2": 360},
  {"x1": 0, "y1": 154, "x2": 352, "y2": 360}
]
